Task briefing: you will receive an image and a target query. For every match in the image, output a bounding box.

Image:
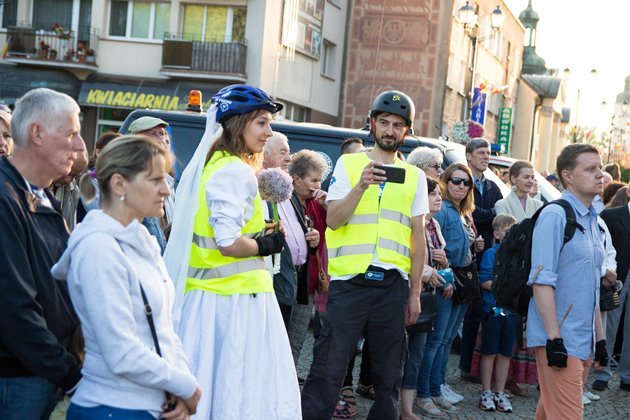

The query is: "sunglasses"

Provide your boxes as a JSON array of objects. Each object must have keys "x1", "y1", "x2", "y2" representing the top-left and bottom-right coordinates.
[{"x1": 449, "y1": 177, "x2": 472, "y2": 187}]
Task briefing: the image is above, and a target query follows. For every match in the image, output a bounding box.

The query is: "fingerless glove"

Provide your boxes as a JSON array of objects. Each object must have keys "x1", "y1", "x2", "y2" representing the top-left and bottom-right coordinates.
[
  {"x1": 546, "y1": 338, "x2": 568, "y2": 368},
  {"x1": 594, "y1": 339, "x2": 608, "y2": 367},
  {"x1": 255, "y1": 232, "x2": 284, "y2": 256}
]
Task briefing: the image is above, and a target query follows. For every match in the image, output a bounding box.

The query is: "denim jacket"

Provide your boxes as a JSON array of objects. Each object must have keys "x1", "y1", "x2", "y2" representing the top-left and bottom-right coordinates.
[{"x1": 433, "y1": 200, "x2": 470, "y2": 268}]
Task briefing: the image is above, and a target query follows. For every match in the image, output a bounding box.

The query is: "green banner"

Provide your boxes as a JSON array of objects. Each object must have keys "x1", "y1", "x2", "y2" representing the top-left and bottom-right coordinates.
[{"x1": 496, "y1": 107, "x2": 512, "y2": 154}]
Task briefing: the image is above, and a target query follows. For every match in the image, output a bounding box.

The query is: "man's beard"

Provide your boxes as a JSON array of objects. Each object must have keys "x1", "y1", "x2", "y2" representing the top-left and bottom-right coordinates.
[{"x1": 374, "y1": 133, "x2": 403, "y2": 152}]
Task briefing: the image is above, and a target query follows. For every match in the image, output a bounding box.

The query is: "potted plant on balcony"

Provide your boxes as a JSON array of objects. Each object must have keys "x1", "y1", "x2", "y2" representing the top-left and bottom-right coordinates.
[
  {"x1": 85, "y1": 48, "x2": 95, "y2": 63},
  {"x1": 52, "y1": 23, "x2": 72, "y2": 40},
  {"x1": 49, "y1": 49, "x2": 58, "y2": 60},
  {"x1": 64, "y1": 49, "x2": 75, "y2": 61},
  {"x1": 38, "y1": 40, "x2": 50, "y2": 60}
]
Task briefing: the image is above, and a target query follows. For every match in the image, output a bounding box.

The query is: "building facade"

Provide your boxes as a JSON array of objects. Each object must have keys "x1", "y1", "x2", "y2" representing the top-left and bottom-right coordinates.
[{"x1": 0, "y1": 0, "x2": 348, "y2": 148}]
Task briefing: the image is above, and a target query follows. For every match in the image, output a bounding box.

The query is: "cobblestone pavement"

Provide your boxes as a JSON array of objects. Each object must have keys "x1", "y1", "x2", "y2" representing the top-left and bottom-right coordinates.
[{"x1": 297, "y1": 330, "x2": 630, "y2": 419}]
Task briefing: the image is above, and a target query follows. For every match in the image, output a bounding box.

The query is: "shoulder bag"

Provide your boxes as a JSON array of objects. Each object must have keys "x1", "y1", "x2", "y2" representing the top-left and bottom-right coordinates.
[{"x1": 406, "y1": 237, "x2": 438, "y2": 333}]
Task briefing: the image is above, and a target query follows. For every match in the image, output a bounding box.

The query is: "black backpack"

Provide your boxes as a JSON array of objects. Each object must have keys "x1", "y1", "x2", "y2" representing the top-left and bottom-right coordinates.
[{"x1": 491, "y1": 199, "x2": 584, "y2": 315}]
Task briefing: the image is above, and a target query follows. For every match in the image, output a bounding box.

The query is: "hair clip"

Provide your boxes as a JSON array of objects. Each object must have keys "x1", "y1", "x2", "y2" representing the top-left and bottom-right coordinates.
[{"x1": 88, "y1": 169, "x2": 97, "y2": 179}]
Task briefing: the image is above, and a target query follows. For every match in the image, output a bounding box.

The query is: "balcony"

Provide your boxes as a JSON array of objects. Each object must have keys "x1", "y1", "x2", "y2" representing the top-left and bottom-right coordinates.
[
  {"x1": 3, "y1": 23, "x2": 99, "y2": 71},
  {"x1": 161, "y1": 34, "x2": 247, "y2": 82}
]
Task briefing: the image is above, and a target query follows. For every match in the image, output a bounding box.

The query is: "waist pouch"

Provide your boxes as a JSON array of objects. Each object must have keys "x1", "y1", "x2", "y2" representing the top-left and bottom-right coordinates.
[{"x1": 350, "y1": 265, "x2": 401, "y2": 288}]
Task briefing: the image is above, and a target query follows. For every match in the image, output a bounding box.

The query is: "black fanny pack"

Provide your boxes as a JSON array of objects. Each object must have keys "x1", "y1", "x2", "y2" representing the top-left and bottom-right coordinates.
[{"x1": 350, "y1": 265, "x2": 400, "y2": 288}]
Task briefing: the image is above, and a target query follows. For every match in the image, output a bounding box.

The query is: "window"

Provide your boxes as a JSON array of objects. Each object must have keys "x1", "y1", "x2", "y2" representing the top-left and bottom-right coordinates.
[
  {"x1": 278, "y1": 101, "x2": 310, "y2": 122},
  {"x1": 181, "y1": 4, "x2": 247, "y2": 42},
  {"x1": 96, "y1": 107, "x2": 131, "y2": 139},
  {"x1": 1, "y1": 0, "x2": 18, "y2": 28},
  {"x1": 108, "y1": 1, "x2": 171, "y2": 39},
  {"x1": 320, "y1": 40, "x2": 336, "y2": 78}
]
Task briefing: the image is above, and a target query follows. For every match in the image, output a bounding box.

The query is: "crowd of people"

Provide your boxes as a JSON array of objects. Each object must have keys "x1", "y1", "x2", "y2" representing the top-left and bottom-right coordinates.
[{"x1": 0, "y1": 84, "x2": 628, "y2": 420}]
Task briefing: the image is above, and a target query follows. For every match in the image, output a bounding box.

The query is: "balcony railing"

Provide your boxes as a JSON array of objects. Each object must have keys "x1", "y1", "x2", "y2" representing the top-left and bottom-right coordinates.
[
  {"x1": 5, "y1": 23, "x2": 99, "y2": 67},
  {"x1": 162, "y1": 34, "x2": 247, "y2": 77}
]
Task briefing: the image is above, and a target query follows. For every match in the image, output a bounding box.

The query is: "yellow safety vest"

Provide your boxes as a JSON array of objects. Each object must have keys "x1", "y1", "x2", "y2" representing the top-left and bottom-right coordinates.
[
  {"x1": 326, "y1": 152, "x2": 419, "y2": 277},
  {"x1": 186, "y1": 151, "x2": 273, "y2": 295}
]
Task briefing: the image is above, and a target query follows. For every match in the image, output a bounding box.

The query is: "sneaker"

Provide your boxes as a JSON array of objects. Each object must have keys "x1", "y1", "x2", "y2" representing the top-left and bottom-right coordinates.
[
  {"x1": 591, "y1": 379, "x2": 608, "y2": 391},
  {"x1": 355, "y1": 382, "x2": 375, "y2": 400},
  {"x1": 494, "y1": 392, "x2": 513, "y2": 413},
  {"x1": 440, "y1": 384, "x2": 461, "y2": 404},
  {"x1": 582, "y1": 394, "x2": 591, "y2": 405},
  {"x1": 479, "y1": 391, "x2": 496, "y2": 411},
  {"x1": 442, "y1": 383, "x2": 464, "y2": 403},
  {"x1": 584, "y1": 391, "x2": 600, "y2": 401}
]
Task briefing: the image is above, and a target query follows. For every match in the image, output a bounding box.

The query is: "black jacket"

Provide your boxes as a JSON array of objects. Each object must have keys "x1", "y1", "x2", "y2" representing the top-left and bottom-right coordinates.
[
  {"x1": 601, "y1": 205, "x2": 630, "y2": 284},
  {"x1": 0, "y1": 157, "x2": 81, "y2": 391},
  {"x1": 472, "y1": 177, "x2": 503, "y2": 252}
]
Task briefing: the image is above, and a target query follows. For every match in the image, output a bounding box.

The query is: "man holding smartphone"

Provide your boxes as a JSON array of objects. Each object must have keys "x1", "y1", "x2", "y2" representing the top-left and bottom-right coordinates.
[{"x1": 301, "y1": 90, "x2": 429, "y2": 420}]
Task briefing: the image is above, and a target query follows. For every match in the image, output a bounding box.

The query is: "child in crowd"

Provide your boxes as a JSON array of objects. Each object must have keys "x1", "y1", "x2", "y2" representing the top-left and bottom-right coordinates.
[{"x1": 478, "y1": 214, "x2": 518, "y2": 413}]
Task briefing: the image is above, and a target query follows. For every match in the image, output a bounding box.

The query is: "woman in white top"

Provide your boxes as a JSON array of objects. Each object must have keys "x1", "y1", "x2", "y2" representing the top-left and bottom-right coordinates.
[
  {"x1": 494, "y1": 161, "x2": 543, "y2": 222},
  {"x1": 52, "y1": 136, "x2": 200, "y2": 419}
]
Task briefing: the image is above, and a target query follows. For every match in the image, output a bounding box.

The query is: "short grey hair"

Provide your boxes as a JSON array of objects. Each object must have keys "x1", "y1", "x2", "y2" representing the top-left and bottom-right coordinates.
[
  {"x1": 289, "y1": 149, "x2": 328, "y2": 179},
  {"x1": 465, "y1": 137, "x2": 490, "y2": 154},
  {"x1": 264, "y1": 131, "x2": 289, "y2": 156},
  {"x1": 407, "y1": 146, "x2": 442, "y2": 170},
  {"x1": 12, "y1": 88, "x2": 80, "y2": 147}
]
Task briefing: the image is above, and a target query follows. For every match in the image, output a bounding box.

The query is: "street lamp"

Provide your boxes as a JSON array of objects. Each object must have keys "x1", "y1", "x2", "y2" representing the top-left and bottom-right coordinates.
[
  {"x1": 562, "y1": 67, "x2": 598, "y2": 142},
  {"x1": 458, "y1": 2, "x2": 505, "y2": 119}
]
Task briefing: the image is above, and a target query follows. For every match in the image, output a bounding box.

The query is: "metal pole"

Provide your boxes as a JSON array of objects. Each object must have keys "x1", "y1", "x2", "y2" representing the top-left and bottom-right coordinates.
[
  {"x1": 468, "y1": 35, "x2": 479, "y2": 120},
  {"x1": 573, "y1": 88, "x2": 580, "y2": 143}
]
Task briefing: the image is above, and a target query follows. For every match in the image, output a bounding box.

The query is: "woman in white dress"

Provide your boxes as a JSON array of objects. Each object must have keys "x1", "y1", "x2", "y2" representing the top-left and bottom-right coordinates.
[{"x1": 165, "y1": 85, "x2": 301, "y2": 419}]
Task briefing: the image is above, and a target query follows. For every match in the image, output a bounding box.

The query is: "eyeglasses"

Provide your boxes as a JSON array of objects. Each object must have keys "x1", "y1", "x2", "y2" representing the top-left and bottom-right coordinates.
[
  {"x1": 449, "y1": 177, "x2": 472, "y2": 187},
  {"x1": 428, "y1": 163, "x2": 442, "y2": 171}
]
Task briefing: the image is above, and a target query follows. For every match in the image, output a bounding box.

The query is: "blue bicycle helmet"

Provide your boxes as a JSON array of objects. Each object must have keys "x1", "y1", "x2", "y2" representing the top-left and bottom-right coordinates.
[{"x1": 212, "y1": 84, "x2": 284, "y2": 123}]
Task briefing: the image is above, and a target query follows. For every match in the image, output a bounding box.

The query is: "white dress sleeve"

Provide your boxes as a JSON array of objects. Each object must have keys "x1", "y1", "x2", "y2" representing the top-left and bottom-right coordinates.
[{"x1": 205, "y1": 161, "x2": 258, "y2": 248}]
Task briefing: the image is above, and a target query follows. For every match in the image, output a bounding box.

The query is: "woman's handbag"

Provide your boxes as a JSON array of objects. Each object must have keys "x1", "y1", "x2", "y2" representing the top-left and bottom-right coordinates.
[
  {"x1": 451, "y1": 263, "x2": 481, "y2": 305},
  {"x1": 406, "y1": 287, "x2": 437, "y2": 333},
  {"x1": 315, "y1": 251, "x2": 328, "y2": 294}
]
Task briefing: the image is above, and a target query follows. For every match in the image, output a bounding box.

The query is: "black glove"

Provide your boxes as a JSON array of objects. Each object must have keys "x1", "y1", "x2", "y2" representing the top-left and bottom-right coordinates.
[
  {"x1": 594, "y1": 339, "x2": 608, "y2": 367},
  {"x1": 255, "y1": 231, "x2": 284, "y2": 256},
  {"x1": 546, "y1": 338, "x2": 568, "y2": 368}
]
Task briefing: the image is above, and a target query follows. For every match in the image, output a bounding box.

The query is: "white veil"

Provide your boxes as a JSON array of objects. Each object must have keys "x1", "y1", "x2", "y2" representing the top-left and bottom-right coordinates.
[{"x1": 164, "y1": 104, "x2": 222, "y2": 329}]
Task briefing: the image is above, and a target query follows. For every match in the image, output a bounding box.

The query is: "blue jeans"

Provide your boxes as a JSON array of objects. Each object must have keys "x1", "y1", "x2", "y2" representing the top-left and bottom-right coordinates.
[
  {"x1": 67, "y1": 403, "x2": 154, "y2": 419},
  {"x1": 401, "y1": 331, "x2": 427, "y2": 389},
  {"x1": 0, "y1": 376, "x2": 59, "y2": 420},
  {"x1": 436, "y1": 303, "x2": 468, "y2": 388},
  {"x1": 416, "y1": 292, "x2": 453, "y2": 398}
]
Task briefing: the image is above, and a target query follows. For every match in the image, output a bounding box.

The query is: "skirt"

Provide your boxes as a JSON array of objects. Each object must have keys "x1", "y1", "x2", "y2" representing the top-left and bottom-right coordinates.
[{"x1": 178, "y1": 291, "x2": 302, "y2": 419}]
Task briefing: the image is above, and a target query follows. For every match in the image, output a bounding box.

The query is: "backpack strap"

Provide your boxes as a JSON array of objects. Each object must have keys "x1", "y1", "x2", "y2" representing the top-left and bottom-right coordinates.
[{"x1": 549, "y1": 199, "x2": 585, "y2": 245}]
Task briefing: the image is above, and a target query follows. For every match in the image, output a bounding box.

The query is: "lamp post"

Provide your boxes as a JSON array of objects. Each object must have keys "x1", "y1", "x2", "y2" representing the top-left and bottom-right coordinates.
[
  {"x1": 458, "y1": 2, "x2": 505, "y2": 119},
  {"x1": 562, "y1": 67, "x2": 598, "y2": 143}
]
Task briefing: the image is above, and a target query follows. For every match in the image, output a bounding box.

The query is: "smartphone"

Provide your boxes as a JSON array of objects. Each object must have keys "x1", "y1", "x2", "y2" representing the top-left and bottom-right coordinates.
[{"x1": 374, "y1": 165, "x2": 406, "y2": 184}]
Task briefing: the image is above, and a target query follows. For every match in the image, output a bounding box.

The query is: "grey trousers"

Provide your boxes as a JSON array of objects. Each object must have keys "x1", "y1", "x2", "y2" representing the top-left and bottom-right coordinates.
[
  {"x1": 288, "y1": 295, "x2": 314, "y2": 367},
  {"x1": 594, "y1": 273, "x2": 630, "y2": 382}
]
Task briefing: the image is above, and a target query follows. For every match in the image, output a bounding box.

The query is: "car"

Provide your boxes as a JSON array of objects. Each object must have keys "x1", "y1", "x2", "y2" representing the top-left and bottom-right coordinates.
[
  {"x1": 488, "y1": 155, "x2": 561, "y2": 203},
  {"x1": 119, "y1": 109, "x2": 510, "y2": 195}
]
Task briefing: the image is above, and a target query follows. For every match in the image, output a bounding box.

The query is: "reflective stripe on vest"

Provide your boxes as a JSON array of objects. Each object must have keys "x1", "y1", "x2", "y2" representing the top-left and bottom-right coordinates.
[
  {"x1": 186, "y1": 151, "x2": 273, "y2": 295},
  {"x1": 326, "y1": 152, "x2": 418, "y2": 277},
  {"x1": 188, "y1": 258, "x2": 267, "y2": 280}
]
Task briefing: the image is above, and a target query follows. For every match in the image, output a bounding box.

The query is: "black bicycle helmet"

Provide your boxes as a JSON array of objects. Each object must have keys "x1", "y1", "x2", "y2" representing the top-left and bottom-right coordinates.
[
  {"x1": 370, "y1": 90, "x2": 415, "y2": 126},
  {"x1": 212, "y1": 84, "x2": 284, "y2": 123}
]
